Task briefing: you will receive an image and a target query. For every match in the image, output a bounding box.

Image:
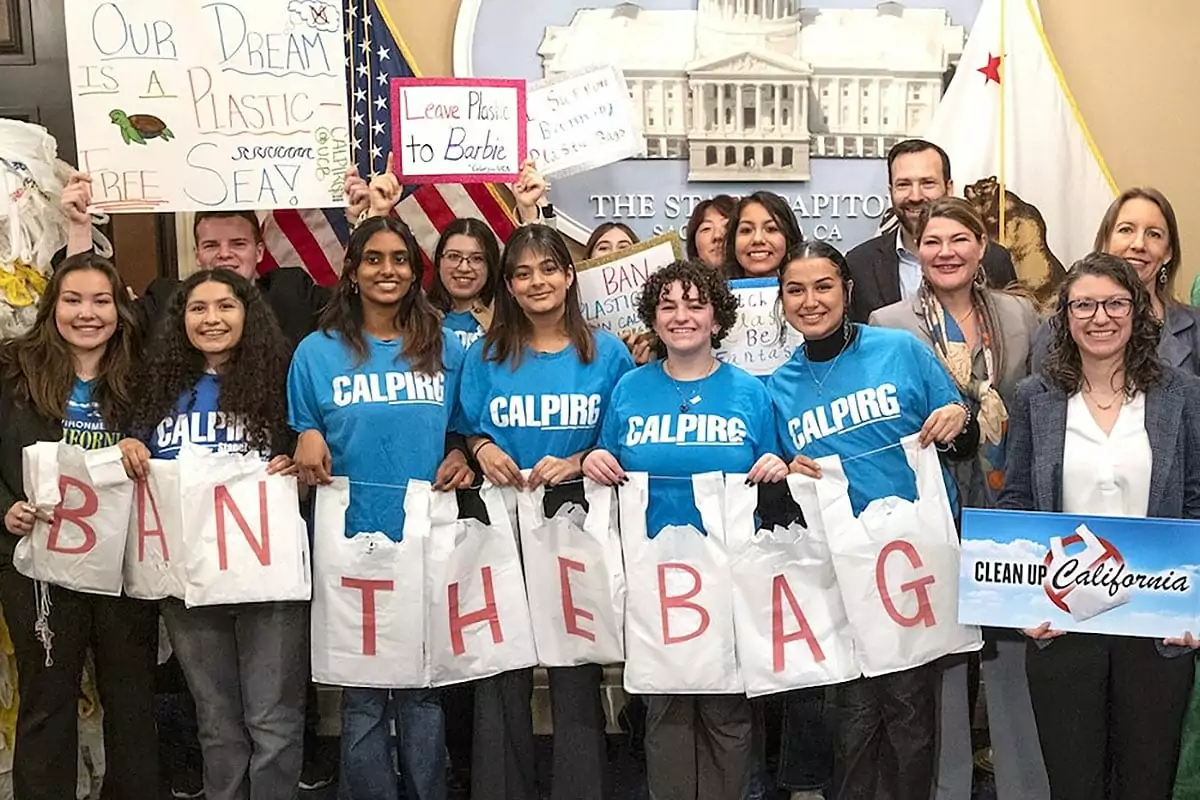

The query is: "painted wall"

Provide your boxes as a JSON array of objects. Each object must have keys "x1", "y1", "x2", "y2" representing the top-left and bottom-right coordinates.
[{"x1": 386, "y1": 0, "x2": 1200, "y2": 298}]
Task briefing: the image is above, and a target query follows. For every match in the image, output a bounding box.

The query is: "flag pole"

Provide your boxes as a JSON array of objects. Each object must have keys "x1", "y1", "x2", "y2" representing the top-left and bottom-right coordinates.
[{"x1": 998, "y1": 0, "x2": 1007, "y2": 246}]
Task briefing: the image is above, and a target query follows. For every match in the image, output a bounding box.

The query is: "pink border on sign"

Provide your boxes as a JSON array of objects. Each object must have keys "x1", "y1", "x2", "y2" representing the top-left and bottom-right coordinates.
[{"x1": 390, "y1": 77, "x2": 527, "y2": 185}]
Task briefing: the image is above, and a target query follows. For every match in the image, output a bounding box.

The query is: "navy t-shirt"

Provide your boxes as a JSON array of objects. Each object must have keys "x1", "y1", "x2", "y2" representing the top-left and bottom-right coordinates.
[
  {"x1": 146, "y1": 373, "x2": 248, "y2": 459},
  {"x1": 62, "y1": 378, "x2": 121, "y2": 450}
]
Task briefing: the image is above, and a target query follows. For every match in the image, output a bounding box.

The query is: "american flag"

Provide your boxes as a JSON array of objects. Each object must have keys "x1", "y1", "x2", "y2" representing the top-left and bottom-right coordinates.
[{"x1": 258, "y1": 0, "x2": 517, "y2": 286}]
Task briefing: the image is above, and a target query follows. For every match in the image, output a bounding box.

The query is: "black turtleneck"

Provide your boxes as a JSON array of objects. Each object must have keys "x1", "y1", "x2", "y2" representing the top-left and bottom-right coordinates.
[{"x1": 803, "y1": 319, "x2": 858, "y2": 362}]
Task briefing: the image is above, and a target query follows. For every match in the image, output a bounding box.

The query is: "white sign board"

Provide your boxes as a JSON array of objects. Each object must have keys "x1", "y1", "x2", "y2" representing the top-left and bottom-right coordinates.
[
  {"x1": 575, "y1": 232, "x2": 681, "y2": 337},
  {"x1": 391, "y1": 78, "x2": 525, "y2": 183},
  {"x1": 65, "y1": 0, "x2": 351, "y2": 213},
  {"x1": 716, "y1": 278, "x2": 803, "y2": 376},
  {"x1": 527, "y1": 65, "x2": 643, "y2": 179}
]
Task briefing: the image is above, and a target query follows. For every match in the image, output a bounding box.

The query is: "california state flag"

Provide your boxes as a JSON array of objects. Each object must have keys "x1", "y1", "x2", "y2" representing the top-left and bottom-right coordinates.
[{"x1": 923, "y1": 0, "x2": 1117, "y2": 302}]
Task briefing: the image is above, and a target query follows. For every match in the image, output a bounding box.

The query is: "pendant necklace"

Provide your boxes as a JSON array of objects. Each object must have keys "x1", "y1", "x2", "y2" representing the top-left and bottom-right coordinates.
[
  {"x1": 664, "y1": 359, "x2": 718, "y2": 413},
  {"x1": 804, "y1": 329, "x2": 850, "y2": 396}
]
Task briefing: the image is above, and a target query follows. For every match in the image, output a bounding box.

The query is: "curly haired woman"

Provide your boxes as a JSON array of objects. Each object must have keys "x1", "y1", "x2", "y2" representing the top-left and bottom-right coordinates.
[{"x1": 121, "y1": 268, "x2": 303, "y2": 800}]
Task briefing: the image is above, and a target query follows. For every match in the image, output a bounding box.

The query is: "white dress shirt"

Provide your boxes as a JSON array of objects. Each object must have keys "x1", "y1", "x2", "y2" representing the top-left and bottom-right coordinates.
[{"x1": 1062, "y1": 392, "x2": 1152, "y2": 518}]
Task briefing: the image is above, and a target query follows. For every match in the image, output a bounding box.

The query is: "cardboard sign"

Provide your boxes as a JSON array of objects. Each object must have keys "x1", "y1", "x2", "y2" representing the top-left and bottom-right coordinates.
[
  {"x1": 391, "y1": 78, "x2": 526, "y2": 183},
  {"x1": 575, "y1": 232, "x2": 682, "y2": 337},
  {"x1": 64, "y1": 0, "x2": 351, "y2": 213},
  {"x1": 526, "y1": 65, "x2": 643, "y2": 179},
  {"x1": 960, "y1": 508, "x2": 1200, "y2": 639},
  {"x1": 716, "y1": 278, "x2": 803, "y2": 376}
]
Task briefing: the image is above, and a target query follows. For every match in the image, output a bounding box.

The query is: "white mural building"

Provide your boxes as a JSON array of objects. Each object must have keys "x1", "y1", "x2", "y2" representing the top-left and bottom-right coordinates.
[{"x1": 538, "y1": 0, "x2": 965, "y2": 181}]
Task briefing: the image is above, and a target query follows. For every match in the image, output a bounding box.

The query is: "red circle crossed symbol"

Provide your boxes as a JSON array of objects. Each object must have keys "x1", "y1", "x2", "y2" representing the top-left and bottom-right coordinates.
[{"x1": 1043, "y1": 533, "x2": 1125, "y2": 613}]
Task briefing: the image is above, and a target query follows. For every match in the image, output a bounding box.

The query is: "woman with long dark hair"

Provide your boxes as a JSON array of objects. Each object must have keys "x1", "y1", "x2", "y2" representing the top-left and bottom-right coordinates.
[
  {"x1": 289, "y1": 215, "x2": 470, "y2": 800},
  {"x1": 0, "y1": 252, "x2": 155, "y2": 800},
  {"x1": 428, "y1": 218, "x2": 503, "y2": 349},
  {"x1": 686, "y1": 194, "x2": 736, "y2": 271},
  {"x1": 458, "y1": 223, "x2": 634, "y2": 800},
  {"x1": 121, "y1": 268, "x2": 302, "y2": 800},
  {"x1": 1000, "y1": 253, "x2": 1200, "y2": 800},
  {"x1": 724, "y1": 191, "x2": 804, "y2": 279},
  {"x1": 769, "y1": 240, "x2": 975, "y2": 800}
]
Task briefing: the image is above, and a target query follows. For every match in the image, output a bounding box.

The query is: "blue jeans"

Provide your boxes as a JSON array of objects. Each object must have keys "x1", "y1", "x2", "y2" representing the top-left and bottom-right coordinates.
[{"x1": 338, "y1": 687, "x2": 447, "y2": 800}]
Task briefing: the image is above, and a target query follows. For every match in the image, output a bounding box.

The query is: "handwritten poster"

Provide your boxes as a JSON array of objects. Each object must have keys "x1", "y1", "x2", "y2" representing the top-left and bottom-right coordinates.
[
  {"x1": 390, "y1": 78, "x2": 525, "y2": 183},
  {"x1": 527, "y1": 65, "x2": 643, "y2": 179},
  {"x1": 716, "y1": 278, "x2": 803, "y2": 376},
  {"x1": 575, "y1": 233, "x2": 681, "y2": 337},
  {"x1": 63, "y1": 0, "x2": 351, "y2": 213}
]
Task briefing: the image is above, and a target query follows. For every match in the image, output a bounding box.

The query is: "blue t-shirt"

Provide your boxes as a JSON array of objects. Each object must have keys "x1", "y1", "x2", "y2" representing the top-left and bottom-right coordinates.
[
  {"x1": 288, "y1": 329, "x2": 465, "y2": 541},
  {"x1": 767, "y1": 325, "x2": 961, "y2": 514},
  {"x1": 146, "y1": 373, "x2": 249, "y2": 460},
  {"x1": 599, "y1": 361, "x2": 778, "y2": 536},
  {"x1": 62, "y1": 379, "x2": 121, "y2": 450},
  {"x1": 458, "y1": 330, "x2": 634, "y2": 469},
  {"x1": 444, "y1": 311, "x2": 486, "y2": 349}
]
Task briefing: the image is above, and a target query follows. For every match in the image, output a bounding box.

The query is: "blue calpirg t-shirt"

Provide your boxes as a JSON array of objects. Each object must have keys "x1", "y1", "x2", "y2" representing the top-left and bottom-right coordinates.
[
  {"x1": 599, "y1": 361, "x2": 779, "y2": 536},
  {"x1": 443, "y1": 311, "x2": 486, "y2": 349},
  {"x1": 458, "y1": 330, "x2": 634, "y2": 469},
  {"x1": 146, "y1": 373, "x2": 249, "y2": 460},
  {"x1": 288, "y1": 329, "x2": 465, "y2": 541},
  {"x1": 62, "y1": 379, "x2": 122, "y2": 450},
  {"x1": 767, "y1": 324, "x2": 961, "y2": 515}
]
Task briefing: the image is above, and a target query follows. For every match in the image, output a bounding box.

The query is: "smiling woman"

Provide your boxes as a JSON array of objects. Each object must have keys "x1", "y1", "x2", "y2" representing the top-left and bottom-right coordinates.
[{"x1": 724, "y1": 190, "x2": 804, "y2": 279}]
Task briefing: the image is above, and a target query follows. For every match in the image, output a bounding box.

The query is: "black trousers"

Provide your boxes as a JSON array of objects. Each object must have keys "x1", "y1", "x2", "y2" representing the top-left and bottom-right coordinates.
[
  {"x1": 0, "y1": 562, "x2": 158, "y2": 800},
  {"x1": 471, "y1": 664, "x2": 607, "y2": 800},
  {"x1": 645, "y1": 693, "x2": 753, "y2": 800},
  {"x1": 832, "y1": 664, "x2": 938, "y2": 800},
  {"x1": 1026, "y1": 634, "x2": 1193, "y2": 800}
]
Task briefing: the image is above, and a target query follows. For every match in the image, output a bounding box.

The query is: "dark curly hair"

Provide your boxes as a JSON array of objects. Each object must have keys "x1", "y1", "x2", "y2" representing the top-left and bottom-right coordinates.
[
  {"x1": 428, "y1": 217, "x2": 502, "y2": 312},
  {"x1": 1042, "y1": 252, "x2": 1163, "y2": 396},
  {"x1": 128, "y1": 270, "x2": 292, "y2": 457},
  {"x1": 637, "y1": 260, "x2": 740, "y2": 357},
  {"x1": 320, "y1": 216, "x2": 444, "y2": 374},
  {"x1": 0, "y1": 253, "x2": 139, "y2": 426},
  {"x1": 723, "y1": 191, "x2": 804, "y2": 278}
]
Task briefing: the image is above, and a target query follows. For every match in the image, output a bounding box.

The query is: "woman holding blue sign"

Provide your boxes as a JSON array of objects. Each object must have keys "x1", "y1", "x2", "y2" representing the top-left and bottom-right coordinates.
[
  {"x1": 458, "y1": 223, "x2": 633, "y2": 800},
  {"x1": 769, "y1": 240, "x2": 976, "y2": 800},
  {"x1": 583, "y1": 258, "x2": 788, "y2": 800},
  {"x1": 999, "y1": 253, "x2": 1200, "y2": 800}
]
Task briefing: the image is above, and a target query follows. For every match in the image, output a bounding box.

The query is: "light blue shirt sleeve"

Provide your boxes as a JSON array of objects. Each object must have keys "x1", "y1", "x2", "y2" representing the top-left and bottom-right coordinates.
[
  {"x1": 597, "y1": 375, "x2": 628, "y2": 456},
  {"x1": 750, "y1": 381, "x2": 782, "y2": 459},
  {"x1": 442, "y1": 333, "x2": 467, "y2": 435},
  {"x1": 456, "y1": 339, "x2": 488, "y2": 437},
  {"x1": 287, "y1": 335, "x2": 324, "y2": 434},
  {"x1": 897, "y1": 233, "x2": 923, "y2": 301}
]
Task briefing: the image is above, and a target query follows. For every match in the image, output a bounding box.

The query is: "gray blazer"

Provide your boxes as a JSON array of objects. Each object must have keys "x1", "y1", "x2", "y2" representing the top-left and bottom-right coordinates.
[
  {"x1": 1031, "y1": 302, "x2": 1200, "y2": 377},
  {"x1": 998, "y1": 367, "x2": 1200, "y2": 655},
  {"x1": 869, "y1": 291, "x2": 1039, "y2": 407}
]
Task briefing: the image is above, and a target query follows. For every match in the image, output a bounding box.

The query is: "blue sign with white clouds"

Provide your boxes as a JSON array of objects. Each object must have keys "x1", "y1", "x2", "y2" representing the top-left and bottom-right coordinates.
[
  {"x1": 455, "y1": 0, "x2": 984, "y2": 248},
  {"x1": 960, "y1": 508, "x2": 1200, "y2": 639}
]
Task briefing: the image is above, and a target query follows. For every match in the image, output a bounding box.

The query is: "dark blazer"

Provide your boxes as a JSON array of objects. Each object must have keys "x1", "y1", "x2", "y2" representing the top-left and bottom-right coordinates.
[
  {"x1": 998, "y1": 368, "x2": 1200, "y2": 654},
  {"x1": 0, "y1": 376, "x2": 64, "y2": 560},
  {"x1": 139, "y1": 268, "x2": 332, "y2": 349},
  {"x1": 846, "y1": 233, "x2": 1018, "y2": 323},
  {"x1": 1031, "y1": 302, "x2": 1200, "y2": 378}
]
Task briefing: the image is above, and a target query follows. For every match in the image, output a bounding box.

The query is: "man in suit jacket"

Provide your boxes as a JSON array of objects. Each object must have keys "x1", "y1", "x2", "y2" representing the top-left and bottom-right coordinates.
[{"x1": 847, "y1": 139, "x2": 1018, "y2": 322}]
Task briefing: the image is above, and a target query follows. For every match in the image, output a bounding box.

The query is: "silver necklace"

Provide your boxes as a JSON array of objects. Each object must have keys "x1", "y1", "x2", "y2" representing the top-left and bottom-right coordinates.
[
  {"x1": 663, "y1": 359, "x2": 718, "y2": 413},
  {"x1": 804, "y1": 323, "x2": 851, "y2": 395}
]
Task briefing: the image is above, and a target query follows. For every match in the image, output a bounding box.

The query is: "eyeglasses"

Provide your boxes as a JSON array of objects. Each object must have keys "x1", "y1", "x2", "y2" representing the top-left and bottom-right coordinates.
[
  {"x1": 441, "y1": 251, "x2": 486, "y2": 268},
  {"x1": 1066, "y1": 297, "x2": 1134, "y2": 320}
]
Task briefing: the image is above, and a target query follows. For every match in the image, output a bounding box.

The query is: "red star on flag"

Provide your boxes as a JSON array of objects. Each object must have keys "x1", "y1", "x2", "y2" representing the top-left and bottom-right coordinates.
[{"x1": 978, "y1": 53, "x2": 1002, "y2": 84}]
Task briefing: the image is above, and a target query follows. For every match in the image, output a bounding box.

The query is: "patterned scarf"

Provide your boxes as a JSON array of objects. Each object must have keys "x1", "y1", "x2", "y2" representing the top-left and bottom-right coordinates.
[{"x1": 918, "y1": 286, "x2": 1009, "y2": 499}]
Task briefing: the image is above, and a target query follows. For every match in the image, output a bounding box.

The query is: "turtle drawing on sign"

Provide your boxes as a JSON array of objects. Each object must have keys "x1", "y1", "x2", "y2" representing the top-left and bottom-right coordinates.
[{"x1": 108, "y1": 110, "x2": 175, "y2": 146}]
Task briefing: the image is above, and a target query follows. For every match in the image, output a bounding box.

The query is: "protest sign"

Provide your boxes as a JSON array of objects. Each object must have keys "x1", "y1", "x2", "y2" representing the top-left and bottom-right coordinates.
[
  {"x1": 715, "y1": 278, "x2": 803, "y2": 376},
  {"x1": 64, "y1": 0, "x2": 351, "y2": 213},
  {"x1": 575, "y1": 232, "x2": 681, "y2": 337},
  {"x1": 960, "y1": 508, "x2": 1200, "y2": 639},
  {"x1": 526, "y1": 65, "x2": 642, "y2": 179},
  {"x1": 391, "y1": 78, "x2": 525, "y2": 183}
]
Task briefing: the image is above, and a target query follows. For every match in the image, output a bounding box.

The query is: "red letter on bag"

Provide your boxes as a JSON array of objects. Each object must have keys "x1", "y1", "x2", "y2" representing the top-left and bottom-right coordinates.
[
  {"x1": 46, "y1": 475, "x2": 99, "y2": 554},
  {"x1": 342, "y1": 577, "x2": 394, "y2": 656},
  {"x1": 135, "y1": 480, "x2": 169, "y2": 562},
  {"x1": 448, "y1": 566, "x2": 503, "y2": 656},
  {"x1": 658, "y1": 562, "x2": 710, "y2": 645},
  {"x1": 559, "y1": 556, "x2": 596, "y2": 641},
  {"x1": 877, "y1": 540, "x2": 937, "y2": 628},
  {"x1": 214, "y1": 482, "x2": 271, "y2": 571},
  {"x1": 771, "y1": 574, "x2": 826, "y2": 671}
]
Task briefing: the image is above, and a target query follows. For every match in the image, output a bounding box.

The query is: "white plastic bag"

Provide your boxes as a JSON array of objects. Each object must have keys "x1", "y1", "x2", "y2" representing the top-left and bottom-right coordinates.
[
  {"x1": 815, "y1": 434, "x2": 982, "y2": 677},
  {"x1": 122, "y1": 460, "x2": 187, "y2": 600},
  {"x1": 425, "y1": 484, "x2": 537, "y2": 686},
  {"x1": 310, "y1": 478, "x2": 429, "y2": 688},
  {"x1": 515, "y1": 477, "x2": 625, "y2": 666},
  {"x1": 178, "y1": 446, "x2": 310, "y2": 606},
  {"x1": 15, "y1": 442, "x2": 132, "y2": 595},
  {"x1": 1045, "y1": 523, "x2": 1130, "y2": 621},
  {"x1": 727, "y1": 475, "x2": 860, "y2": 696},
  {"x1": 620, "y1": 472, "x2": 740, "y2": 694}
]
